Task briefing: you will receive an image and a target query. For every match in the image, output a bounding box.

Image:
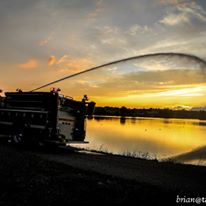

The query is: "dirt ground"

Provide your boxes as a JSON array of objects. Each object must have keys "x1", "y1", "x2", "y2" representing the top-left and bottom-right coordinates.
[{"x1": 0, "y1": 142, "x2": 206, "y2": 205}]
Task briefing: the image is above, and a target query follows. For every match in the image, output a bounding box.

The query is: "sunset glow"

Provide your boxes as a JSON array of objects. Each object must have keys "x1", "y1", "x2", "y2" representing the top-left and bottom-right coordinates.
[{"x1": 0, "y1": 0, "x2": 206, "y2": 108}]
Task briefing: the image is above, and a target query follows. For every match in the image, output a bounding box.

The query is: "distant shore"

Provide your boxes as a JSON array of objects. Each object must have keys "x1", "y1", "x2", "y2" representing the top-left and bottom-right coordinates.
[{"x1": 93, "y1": 106, "x2": 206, "y2": 120}]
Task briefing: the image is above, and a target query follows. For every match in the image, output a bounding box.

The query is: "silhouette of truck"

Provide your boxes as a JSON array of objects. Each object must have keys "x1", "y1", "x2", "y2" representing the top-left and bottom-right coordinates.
[{"x1": 0, "y1": 90, "x2": 95, "y2": 146}]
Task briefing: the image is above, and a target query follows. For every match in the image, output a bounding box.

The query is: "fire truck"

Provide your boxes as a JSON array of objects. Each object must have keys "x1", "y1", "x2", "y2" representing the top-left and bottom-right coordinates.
[{"x1": 0, "y1": 89, "x2": 95, "y2": 146}]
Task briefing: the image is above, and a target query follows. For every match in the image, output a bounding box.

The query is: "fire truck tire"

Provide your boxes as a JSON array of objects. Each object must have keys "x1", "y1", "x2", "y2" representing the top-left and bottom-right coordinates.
[
  {"x1": 11, "y1": 122, "x2": 30, "y2": 144},
  {"x1": 12, "y1": 133, "x2": 23, "y2": 144},
  {"x1": 11, "y1": 128, "x2": 24, "y2": 144}
]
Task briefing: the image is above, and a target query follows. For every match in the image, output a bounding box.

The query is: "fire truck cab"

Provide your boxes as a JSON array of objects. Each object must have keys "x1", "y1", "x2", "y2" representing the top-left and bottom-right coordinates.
[{"x1": 0, "y1": 90, "x2": 95, "y2": 146}]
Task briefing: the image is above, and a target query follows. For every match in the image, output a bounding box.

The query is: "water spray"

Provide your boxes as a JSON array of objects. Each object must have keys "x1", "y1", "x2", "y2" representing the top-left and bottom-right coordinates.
[{"x1": 31, "y1": 52, "x2": 206, "y2": 92}]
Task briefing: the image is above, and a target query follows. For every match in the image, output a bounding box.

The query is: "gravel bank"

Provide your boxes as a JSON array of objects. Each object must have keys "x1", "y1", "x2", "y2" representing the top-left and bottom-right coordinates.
[{"x1": 0, "y1": 142, "x2": 205, "y2": 205}]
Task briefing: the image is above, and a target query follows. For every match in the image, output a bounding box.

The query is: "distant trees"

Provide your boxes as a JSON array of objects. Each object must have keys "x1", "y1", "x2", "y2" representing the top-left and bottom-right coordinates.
[
  {"x1": 120, "y1": 106, "x2": 128, "y2": 117},
  {"x1": 93, "y1": 106, "x2": 206, "y2": 120}
]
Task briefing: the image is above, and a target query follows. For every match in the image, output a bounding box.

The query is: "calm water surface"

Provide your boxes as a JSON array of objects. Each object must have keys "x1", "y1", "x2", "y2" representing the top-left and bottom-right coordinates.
[{"x1": 80, "y1": 116, "x2": 206, "y2": 164}]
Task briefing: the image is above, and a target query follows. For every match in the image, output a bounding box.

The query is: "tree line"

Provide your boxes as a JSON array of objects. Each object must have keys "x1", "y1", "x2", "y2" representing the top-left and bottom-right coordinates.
[{"x1": 93, "y1": 106, "x2": 206, "y2": 120}]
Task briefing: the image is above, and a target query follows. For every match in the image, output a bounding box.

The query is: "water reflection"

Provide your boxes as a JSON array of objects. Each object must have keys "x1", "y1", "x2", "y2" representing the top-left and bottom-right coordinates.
[
  {"x1": 83, "y1": 116, "x2": 206, "y2": 163},
  {"x1": 120, "y1": 117, "x2": 126, "y2": 125}
]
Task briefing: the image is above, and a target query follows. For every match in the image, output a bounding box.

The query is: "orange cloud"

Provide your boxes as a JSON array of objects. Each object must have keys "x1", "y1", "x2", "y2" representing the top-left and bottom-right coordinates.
[
  {"x1": 17, "y1": 59, "x2": 39, "y2": 70},
  {"x1": 57, "y1": 55, "x2": 68, "y2": 64},
  {"x1": 49, "y1": 54, "x2": 93, "y2": 72},
  {"x1": 48, "y1": 55, "x2": 57, "y2": 66},
  {"x1": 64, "y1": 57, "x2": 93, "y2": 70}
]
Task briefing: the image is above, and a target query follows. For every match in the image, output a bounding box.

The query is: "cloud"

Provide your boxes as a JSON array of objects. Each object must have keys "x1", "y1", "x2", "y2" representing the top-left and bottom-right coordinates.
[
  {"x1": 157, "y1": 0, "x2": 197, "y2": 7},
  {"x1": 177, "y1": 2, "x2": 206, "y2": 22},
  {"x1": 39, "y1": 34, "x2": 53, "y2": 46},
  {"x1": 94, "y1": 25, "x2": 127, "y2": 47},
  {"x1": 1, "y1": 0, "x2": 206, "y2": 107},
  {"x1": 57, "y1": 55, "x2": 68, "y2": 64},
  {"x1": 63, "y1": 56, "x2": 93, "y2": 71},
  {"x1": 160, "y1": 13, "x2": 190, "y2": 25},
  {"x1": 151, "y1": 86, "x2": 206, "y2": 97},
  {"x1": 159, "y1": 1, "x2": 206, "y2": 26},
  {"x1": 88, "y1": 0, "x2": 103, "y2": 19},
  {"x1": 17, "y1": 59, "x2": 39, "y2": 70},
  {"x1": 60, "y1": 67, "x2": 205, "y2": 98},
  {"x1": 42, "y1": 52, "x2": 206, "y2": 98},
  {"x1": 39, "y1": 39, "x2": 49, "y2": 46},
  {"x1": 48, "y1": 55, "x2": 57, "y2": 66},
  {"x1": 127, "y1": 24, "x2": 152, "y2": 36},
  {"x1": 48, "y1": 54, "x2": 93, "y2": 72},
  {"x1": 96, "y1": 25, "x2": 119, "y2": 35}
]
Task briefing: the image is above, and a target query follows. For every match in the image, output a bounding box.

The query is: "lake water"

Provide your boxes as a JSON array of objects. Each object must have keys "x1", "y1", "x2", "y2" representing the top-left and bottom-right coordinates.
[{"x1": 80, "y1": 116, "x2": 206, "y2": 164}]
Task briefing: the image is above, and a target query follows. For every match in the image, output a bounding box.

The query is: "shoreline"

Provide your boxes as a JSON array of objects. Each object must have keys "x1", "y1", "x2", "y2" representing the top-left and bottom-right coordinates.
[
  {"x1": 91, "y1": 114, "x2": 206, "y2": 122},
  {"x1": 1, "y1": 142, "x2": 206, "y2": 205}
]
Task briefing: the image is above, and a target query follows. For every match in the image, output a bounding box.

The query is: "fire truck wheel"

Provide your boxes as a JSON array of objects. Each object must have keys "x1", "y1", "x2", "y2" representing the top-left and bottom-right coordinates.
[
  {"x1": 12, "y1": 133, "x2": 23, "y2": 144},
  {"x1": 11, "y1": 123, "x2": 28, "y2": 144}
]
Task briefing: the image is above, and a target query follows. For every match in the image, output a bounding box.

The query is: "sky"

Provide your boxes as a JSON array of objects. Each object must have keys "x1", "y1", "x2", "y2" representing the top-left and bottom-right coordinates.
[{"x1": 0, "y1": 0, "x2": 206, "y2": 108}]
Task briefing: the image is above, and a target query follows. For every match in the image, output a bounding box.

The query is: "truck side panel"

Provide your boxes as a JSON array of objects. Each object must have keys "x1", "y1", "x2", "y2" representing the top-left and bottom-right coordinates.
[{"x1": 0, "y1": 92, "x2": 90, "y2": 145}]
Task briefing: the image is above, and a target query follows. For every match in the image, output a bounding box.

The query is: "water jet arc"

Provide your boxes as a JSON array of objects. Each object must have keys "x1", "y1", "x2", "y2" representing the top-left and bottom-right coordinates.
[{"x1": 31, "y1": 52, "x2": 206, "y2": 92}]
